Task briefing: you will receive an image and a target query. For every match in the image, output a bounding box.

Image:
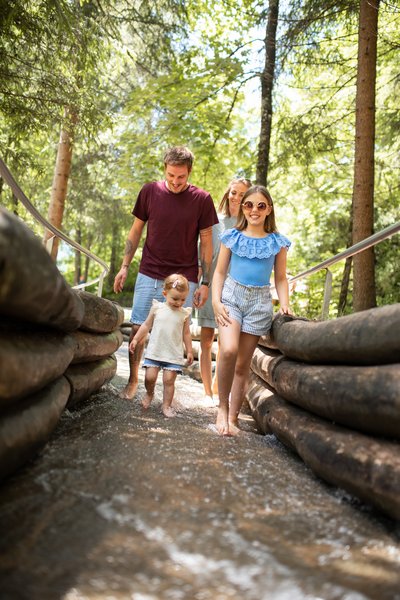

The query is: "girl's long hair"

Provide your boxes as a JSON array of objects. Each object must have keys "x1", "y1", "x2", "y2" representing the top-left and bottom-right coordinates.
[
  {"x1": 218, "y1": 177, "x2": 252, "y2": 216},
  {"x1": 236, "y1": 185, "x2": 277, "y2": 233}
]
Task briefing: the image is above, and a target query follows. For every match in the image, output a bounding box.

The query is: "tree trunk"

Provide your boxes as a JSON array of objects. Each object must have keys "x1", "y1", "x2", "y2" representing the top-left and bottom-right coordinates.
[
  {"x1": 351, "y1": 0, "x2": 379, "y2": 311},
  {"x1": 256, "y1": 0, "x2": 279, "y2": 186},
  {"x1": 43, "y1": 106, "x2": 77, "y2": 260}
]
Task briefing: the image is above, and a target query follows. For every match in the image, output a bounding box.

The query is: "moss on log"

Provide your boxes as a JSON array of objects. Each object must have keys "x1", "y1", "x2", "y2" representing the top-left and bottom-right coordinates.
[
  {"x1": 0, "y1": 208, "x2": 84, "y2": 331},
  {"x1": 0, "y1": 377, "x2": 70, "y2": 481},
  {"x1": 247, "y1": 371, "x2": 400, "y2": 520},
  {"x1": 0, "y1": 321, "x2": 76, "y2": 405},
  {"x1": 76, "y1": 291, "x2": 125, "y2": 333},
  {"x1": 272, "y1": 304, "x2": 400, "y2": 365},
  {"x1": 251, "y1": 347, "x2": 400, "y2": 439}
]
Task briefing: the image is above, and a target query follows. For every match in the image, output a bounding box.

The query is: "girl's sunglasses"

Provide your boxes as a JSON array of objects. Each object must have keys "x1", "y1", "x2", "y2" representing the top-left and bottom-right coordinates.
[{"x1": 241, "y1": 200, "x2": 270, "y2": 211}]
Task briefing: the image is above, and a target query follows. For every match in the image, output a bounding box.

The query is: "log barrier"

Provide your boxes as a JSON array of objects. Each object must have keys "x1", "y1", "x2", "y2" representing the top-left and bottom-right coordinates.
[
  {"x1": 0, "y1": 208, "x2": 124, "y2": 482},
  {"x1": 247, "y1": 310, "x2": 400, "y2": 520}
]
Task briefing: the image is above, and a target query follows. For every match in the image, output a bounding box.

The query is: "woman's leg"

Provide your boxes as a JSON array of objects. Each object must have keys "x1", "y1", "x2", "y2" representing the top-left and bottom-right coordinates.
[
  {"x1": 161, "y1": 369, "x2": 178, "y2": 417},
  {"x1": 142, "y1": 366, "x2": 159, "y2": 409},
  {"x1": 215, "y1": 319, "x2": 241, "y2": 435},
  {"x1": 228, "y1": 333, "x2": 260, "y2": 431},
  {"x1": 211, "y1": 339, "x2": 220, "y2": 396},
  {"x1": 199, "y1": 326, "x2": 215, "y2": 398}
]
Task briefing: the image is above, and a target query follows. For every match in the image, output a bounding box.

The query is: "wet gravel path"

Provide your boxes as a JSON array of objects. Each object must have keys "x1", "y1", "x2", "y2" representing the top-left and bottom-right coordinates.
[{"x1": 0, "y1": 343, "x2": 399, "y2": 600}]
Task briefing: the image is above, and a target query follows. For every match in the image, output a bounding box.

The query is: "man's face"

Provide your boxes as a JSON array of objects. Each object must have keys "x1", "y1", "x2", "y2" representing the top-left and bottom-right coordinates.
[{"x1": 164, "y1": 164, "x2": 191, "y2": 194}]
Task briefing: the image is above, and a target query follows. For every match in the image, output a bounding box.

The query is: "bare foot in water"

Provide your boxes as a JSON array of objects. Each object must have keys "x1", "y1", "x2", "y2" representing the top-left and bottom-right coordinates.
[
  {"x1": 141, "y1": 393, "x2": 153, "y2": 410},
  {"x1": 119, "y1": 382, "x2": 138, "y2": 400},
  {"x1": 216, "y1": 405, "x2": 230, "y2": 436},
  {"x1": 228, "y1": 420, "x2": 240, "y2": 436},
  {"x1": 162, "y1": 406, "x2": 177, "y2": 418}
]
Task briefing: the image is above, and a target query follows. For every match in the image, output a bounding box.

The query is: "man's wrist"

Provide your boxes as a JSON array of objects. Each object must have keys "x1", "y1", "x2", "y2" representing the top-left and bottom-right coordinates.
[
  {"x1": 122, "y1": 264, "x2": 129, "y2": 269},
  {"x1": 201, "y1": 280, "x2": 211, "y2": 287}
]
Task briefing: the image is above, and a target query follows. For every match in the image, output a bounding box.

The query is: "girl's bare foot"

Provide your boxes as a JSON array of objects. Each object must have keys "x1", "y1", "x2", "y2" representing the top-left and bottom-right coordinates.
[
  {"x1": 162, "y1": 406, "x2": 176, "y2": 418},
  {"x1": 216, "y1": 405, "x2": 230, "y2": 436},
  {"x1": 119, "y1": 382, "x2": 138, "y2": 400},
  {"x1": 228, "y1": 420, "x2": 240, "y2": 436},
  {"x1": 141, "y1": 393, "x2": 153, "y2": 410}
]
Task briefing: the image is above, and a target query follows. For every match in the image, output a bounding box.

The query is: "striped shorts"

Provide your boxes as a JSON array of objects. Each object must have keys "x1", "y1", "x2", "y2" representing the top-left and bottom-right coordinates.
[{"x1": 221, "y1": 274, "x2": 273, "y2": 336}]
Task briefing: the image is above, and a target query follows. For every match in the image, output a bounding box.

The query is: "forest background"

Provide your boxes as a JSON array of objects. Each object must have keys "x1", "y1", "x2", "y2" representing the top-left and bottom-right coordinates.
[{"x1": 0, "y1": 0, "x2": 399, "y2": 318}]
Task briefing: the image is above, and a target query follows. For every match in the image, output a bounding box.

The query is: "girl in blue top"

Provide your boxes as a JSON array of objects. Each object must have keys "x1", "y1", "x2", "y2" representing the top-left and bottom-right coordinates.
[{"x1": 212, "y1": 185, "x2": 292, "y2": 436}]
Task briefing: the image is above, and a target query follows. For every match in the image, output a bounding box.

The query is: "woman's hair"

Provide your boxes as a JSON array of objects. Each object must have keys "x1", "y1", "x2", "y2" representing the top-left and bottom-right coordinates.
[
  {"x1": 218, "y1": 177, "x2": 253, "y2": 216},
  {"x1": 236, "y1": 185, "x2": 277, "y2": 233},
  {"x1": 163, "y1": 146, "x2": 194, "y2": 170},
  {"x1": 164, "y1": 273, "x2": 190, "y2": 293}
]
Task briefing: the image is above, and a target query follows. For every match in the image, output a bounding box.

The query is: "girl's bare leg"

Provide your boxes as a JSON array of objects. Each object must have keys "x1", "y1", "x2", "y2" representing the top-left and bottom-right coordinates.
[
  {"x1": 199, "y1": 327, "x2": 215, "y2": 399},
  {"x1": 228, "y1": 333, "x2": 260, "y2": 432},
  {"x1": 142, "y1": 366, "x2": 159, "y2": 409},
  {"x1": 215, "y1": 319, "x2": 241, "y2": 435},
  {"x1": 161, "y1": 369, "x2": 178, "y2": 417}
]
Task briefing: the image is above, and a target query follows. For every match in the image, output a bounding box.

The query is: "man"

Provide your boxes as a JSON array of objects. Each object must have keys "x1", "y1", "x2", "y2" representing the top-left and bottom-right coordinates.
[{"x1": 114, "y1": 146, "x2": 218, "y2": 400}]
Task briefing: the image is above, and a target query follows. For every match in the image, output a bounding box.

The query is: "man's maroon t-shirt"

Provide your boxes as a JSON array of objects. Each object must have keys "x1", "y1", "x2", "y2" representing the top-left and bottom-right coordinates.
[{"x1": 132, "y1": 180, "x2": 218, "y2": 283}]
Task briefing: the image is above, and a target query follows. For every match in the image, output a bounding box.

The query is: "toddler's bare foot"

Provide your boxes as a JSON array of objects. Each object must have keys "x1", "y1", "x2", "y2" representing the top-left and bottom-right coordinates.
[
  {"x1": 119, "y1": 382, "x2": 138, "y2": 400},
  {"x1": 162, "y1": 406, "x2": 177, "y2": 418},
  {"x1": 216, "y1": 405, "x2": 230, "y2": 436},
  {"x1": 141, "y1": 393, "x2": 153, "y2": 410}
]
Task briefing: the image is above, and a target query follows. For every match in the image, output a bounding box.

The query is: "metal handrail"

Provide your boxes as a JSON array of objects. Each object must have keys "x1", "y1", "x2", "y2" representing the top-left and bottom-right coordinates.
[
  {"x1": 0, "y1": 157, "x2": 109, "y2": 296},
  {"x1": 287, "y1": 221, "x2": 400, "y2": 318}
]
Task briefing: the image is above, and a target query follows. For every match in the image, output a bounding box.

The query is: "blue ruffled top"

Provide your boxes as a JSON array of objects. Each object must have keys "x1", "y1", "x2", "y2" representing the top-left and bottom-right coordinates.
[{"x1": 220, "y1": 228, "x2": 291, "y2": 286}]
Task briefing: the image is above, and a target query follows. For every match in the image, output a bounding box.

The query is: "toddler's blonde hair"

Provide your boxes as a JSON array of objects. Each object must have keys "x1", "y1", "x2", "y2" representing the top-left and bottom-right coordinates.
[{"x1": 164, "y1": 274, "x2": 190, "y2": 293}]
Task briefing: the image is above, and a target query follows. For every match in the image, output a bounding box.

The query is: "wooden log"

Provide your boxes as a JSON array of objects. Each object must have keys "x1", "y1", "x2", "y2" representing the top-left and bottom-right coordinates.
[
  {"x1": 247, "y1": 371, "x2": 400, "y2": 520},
  {"x1": 251, "y1": 347, "x2": 400, "y2": 439},
  {"x1": 0, "y1": 321, "x2": 76, "y2": 406},
  {"x1": 75, "y1": 290, "x2": 125, "y2": 333},
  {"x1": 70, "y1": 329, "x2": 123, "y2": 364},
  {"x1": 65, "y1": 355, "x2": 117, "y2": 407},
  {"x1": 0, "y1": 207, "x2": 84, "y2": 331},
  {"x1": 0, "y1": 376, "x2": 71, "y2": 482},
  {"x1": 272, "y1": 304, "x2": 400, "y2": 365}
]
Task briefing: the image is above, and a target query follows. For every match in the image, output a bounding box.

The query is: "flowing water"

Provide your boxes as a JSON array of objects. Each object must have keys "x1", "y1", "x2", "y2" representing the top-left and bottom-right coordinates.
[{"x1": 0, "y1": 343, "x2": 399, "y2": 600}]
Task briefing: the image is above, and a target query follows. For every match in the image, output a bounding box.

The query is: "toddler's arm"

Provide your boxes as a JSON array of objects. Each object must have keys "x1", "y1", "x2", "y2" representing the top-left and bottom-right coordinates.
[{"x1": 129, "y1": 309, "x2": 155, "y2": 353}]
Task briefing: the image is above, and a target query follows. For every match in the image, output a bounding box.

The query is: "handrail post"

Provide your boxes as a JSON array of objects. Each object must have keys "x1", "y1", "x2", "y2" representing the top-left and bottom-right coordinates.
[
  {"x1": 45, "y1": 234, "x2": 55, "y2": 255},
  {"x1": 97, "y1": 272, "x2": 105, "y2": 298},
  {"x1": 321, "y1": 269, "x2": 332, "y2": 320}
]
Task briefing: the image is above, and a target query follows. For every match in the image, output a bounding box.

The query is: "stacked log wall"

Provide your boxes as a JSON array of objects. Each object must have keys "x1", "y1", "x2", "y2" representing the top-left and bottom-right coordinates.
[
  {"x1": 247, "y1": 306, "x2": 400, "y2": 520},
  {"x1": 0, "y1": 208, "x2": 124, "y2": 482}
]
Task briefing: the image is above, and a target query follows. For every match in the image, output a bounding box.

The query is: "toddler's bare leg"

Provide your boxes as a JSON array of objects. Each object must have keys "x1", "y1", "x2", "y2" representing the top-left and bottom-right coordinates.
[
  {"x1": 161, "y1": 370, "x2": 178, "y2": 417},
  {"x1": 142, "y1": 366, "x2": 159, "y2": 409}
]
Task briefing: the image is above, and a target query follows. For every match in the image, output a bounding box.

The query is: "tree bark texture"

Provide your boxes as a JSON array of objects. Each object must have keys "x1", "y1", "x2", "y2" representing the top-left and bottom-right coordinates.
[
  {"x1": 0, "y1": 377, "x2": 71, "y2": 482},
  {"x1": 43, "y1": 106, "x2": 77, "y2": 260},
  {"x1": 64, "y1": 356, "x2": 117, "y2": 407},
  {"x1": 76, "y1": 290, "x2": 125, "y2": 333},
  {"x1": 351, "y1": 0, "x2": 380, "y2": 311},
  {"x1": 0, "y1": 207, "x2": 84, "y2": 331},
  {"x1": 247, "y1": 371, "x2": 400, "y2": 521},
  {"x1": 270, "y1": 306, "x2": 400, "y2": 365},
  {"x1": 251, "y1": 346, "x2": 400, "y2": 438},
  {"x1": 256, "y1": 0, "x2": 279, "y2": 186}
]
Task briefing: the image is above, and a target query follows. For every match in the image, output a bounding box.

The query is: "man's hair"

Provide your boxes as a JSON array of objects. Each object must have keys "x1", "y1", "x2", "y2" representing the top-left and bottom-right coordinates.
[{"x1": 163, "y1": 146, "x2": 194, "y2": 170}]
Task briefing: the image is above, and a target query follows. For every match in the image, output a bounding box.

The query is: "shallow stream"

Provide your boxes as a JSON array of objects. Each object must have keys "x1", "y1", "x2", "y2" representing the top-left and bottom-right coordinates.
[{"x1": 0, "y1": 344, "x2": 399, "y2": 599}]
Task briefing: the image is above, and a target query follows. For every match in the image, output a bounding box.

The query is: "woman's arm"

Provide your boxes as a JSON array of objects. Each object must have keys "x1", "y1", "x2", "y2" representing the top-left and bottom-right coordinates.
[{"x1": 212, "y1": 244, "x2": 232, "y2": 326}]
